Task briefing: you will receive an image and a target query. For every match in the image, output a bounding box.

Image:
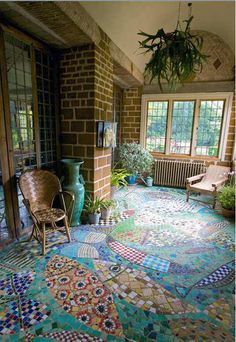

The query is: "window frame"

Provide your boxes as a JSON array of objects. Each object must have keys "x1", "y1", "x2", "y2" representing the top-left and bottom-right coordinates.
[{"x1": 141, "y1": 92, "x2": 233, "y2": 161}]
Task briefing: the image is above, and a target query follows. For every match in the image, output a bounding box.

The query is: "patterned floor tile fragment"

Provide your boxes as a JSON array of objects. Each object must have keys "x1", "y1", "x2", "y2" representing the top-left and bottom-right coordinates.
[
  {"x1": 105, "y1": 268, "x2": 197, "y2": 315},
  {"x1": 169, "y1": 318, "x2": 234, "y2": 341},
  {"x1": 25, "y1": 330, "x2": 105, "y2": 341},
  {"x1": 45, "y1": 255, "x2": 123, "y2": 338},
  {"x1": 204, "y1": 298, "x2": 233, "y2": 327}
]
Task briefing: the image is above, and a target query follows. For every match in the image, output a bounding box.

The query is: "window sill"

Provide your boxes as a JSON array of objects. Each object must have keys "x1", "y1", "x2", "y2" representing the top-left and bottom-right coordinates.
[{"x1": 151, "y1": 153, "x2": 220, "y2": 162}]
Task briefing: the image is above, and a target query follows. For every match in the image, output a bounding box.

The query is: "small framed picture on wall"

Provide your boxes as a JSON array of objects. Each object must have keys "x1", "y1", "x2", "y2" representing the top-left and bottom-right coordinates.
[{"x1": 96, "y1": 121, "x2": 117, "y2": 148}]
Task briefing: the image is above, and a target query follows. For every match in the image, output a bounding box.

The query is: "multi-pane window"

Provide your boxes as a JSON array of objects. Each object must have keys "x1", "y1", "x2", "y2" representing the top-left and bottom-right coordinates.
[
  {"x1": 146, "y1": 101, "x2": 168, "y2": 153},
  {"x1": 196, "y1": 100, "x2": 224, "y2": 157},
  {"x1": 3, "y1": 32, "x2": 58, "y2": 230},
  {"x1": 170, "y1": 101, "x2": 194, "y2": 155},
  {"x1": 142, "y1": 94, "x2": 232, "y2": 159},
  {"x1": 5, "y1": 33, "x2": 37, "y2": 172},
  {"x1": 35, "y1": 49, "x2": 57, "y2": 170}
]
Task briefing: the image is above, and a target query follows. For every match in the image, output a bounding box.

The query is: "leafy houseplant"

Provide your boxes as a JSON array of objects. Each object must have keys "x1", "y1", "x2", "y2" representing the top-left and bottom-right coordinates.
[
  {"x1": 217, "y1": 185, "x2": 235, "y2": 218},
  {"x1": 111, "y1": 168, "x2": 130, "y2": 197},
  {"x1": 84, "y1": 196, "x2": 103, "y2": 224},
  {"x1": 100, "y1": 199, "x2": 116, "y2": 220},
  {"x1": 138, "y1": 15, "x2": 208, "y2": 91},
  {"x1": 117, "y1": 143, "x2": 154, "y2": 185}
]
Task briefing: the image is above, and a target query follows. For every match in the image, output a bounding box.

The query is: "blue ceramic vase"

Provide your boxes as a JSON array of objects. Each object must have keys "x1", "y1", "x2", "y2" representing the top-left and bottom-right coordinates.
[{"x1": 61, "y1": 159, "x2": 85, "y2": 226}]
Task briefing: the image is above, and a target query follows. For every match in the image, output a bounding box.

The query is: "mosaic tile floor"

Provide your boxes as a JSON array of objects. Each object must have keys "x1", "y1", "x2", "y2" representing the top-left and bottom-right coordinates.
[{"x1": 0, "y1": 186, "x2": 235, "y2": 341}]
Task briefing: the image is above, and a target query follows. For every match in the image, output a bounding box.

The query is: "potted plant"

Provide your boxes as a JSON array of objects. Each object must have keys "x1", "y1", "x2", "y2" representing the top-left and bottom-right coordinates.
[
  {"x1": 84, "y1": 196, "x2": 103, "y2": 224},
  {"x1": 138, "y1": 12, "x2": 208, "y2": 91},
  {"x1": 100, "y1": 199, "x2": 116, "y2": 220},
  {"x1": 217, "y1": 185, "x2": 235, "y2": 218},
  {"x1": 111, "y1": 168, "x2": 130, "y2": 197},
  {"x1": 117, "y1": 143, "x2": 154, "y2": 185}
]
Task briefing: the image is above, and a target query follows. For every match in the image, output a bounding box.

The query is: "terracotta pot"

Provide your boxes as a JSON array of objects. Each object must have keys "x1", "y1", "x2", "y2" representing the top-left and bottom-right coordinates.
[{"x1": 221, "y1": 207, "x2": 235, "y2": 218}]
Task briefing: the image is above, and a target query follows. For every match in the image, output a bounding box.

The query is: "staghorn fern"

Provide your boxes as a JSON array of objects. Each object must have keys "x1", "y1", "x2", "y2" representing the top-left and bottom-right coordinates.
[{"x1": 138, "y1": 16, "x2": 209, "y2": 91}]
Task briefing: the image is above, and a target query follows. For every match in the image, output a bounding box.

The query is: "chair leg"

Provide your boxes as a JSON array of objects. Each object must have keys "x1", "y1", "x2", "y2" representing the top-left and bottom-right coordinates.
[
  {"x1": 186, "y1": 190, "x2": 190, "y2": 202},
  {"x1": 42, "y1": 223, "x2": 46, "y2": 255},
  {"x1": 64, "y1": 216, "x2": 71, "y2": 243},
  {"x1": 213, "y1": 195, "x2": 217, "y2": 209}
]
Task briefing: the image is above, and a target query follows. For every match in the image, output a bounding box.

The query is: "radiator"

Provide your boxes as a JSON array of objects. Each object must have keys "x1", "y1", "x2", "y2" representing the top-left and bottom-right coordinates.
[{"x1": 154, "y1": 159, "x2": 206, "y2": 188}]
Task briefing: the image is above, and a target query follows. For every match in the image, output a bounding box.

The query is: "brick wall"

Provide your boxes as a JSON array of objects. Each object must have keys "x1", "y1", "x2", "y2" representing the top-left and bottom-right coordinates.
[
  {"x1": 121, "y1": 87, "x2": 142, "y2": 143},
  {"x1": 59, "y1": 32, "x2": 113, "y2": 198}
]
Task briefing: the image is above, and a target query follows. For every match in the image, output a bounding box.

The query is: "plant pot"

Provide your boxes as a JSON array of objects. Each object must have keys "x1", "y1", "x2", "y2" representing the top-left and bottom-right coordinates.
[
  {"x1": 88, "y1": 213, "x2": 101, "y2": 225},
  {"x1": 101, "y1": 208, "x2": 112, "y2": 220},
  {"x1": 125, "y1": 175, "x2": 137, "y2": 185},
  {"x1": 221, "y1": 207, "x2": 235, "y2": 218},
  {"x1": 111, "y1": 185, "x2": 117, "y2": 198}
]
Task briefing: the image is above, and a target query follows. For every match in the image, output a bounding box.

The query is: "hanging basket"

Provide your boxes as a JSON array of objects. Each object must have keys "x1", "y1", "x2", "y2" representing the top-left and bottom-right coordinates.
[{"x1": 138, "y1": 16, "x2": 209, "y2": 91}]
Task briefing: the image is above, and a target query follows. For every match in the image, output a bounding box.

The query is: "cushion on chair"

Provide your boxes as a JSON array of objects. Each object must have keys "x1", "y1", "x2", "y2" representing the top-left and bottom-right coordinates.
[
  {"x1": 190, "y1": 181, "x2": 215, "y2": 192},
  {"x1": 34, "y1": 208, "x2": 66, "y2": 223}
]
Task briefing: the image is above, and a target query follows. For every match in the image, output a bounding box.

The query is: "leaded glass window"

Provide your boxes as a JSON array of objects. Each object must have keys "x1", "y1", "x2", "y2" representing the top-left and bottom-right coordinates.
[
  {"x1": 143, "y1": 94, "x2": 231, "y2": 159},
  {"x1": 170, "y1": 101, "x2": 194, "y2": 155},
  {"x1": 196, "y1": 100, "x2": 224, "y2": 157},
  {"x1": 146, "y1": 101, "x2": 168, "y2": 153},
  {"x1": 35, "y1": 49, "x2": 57, "y2": 170}
]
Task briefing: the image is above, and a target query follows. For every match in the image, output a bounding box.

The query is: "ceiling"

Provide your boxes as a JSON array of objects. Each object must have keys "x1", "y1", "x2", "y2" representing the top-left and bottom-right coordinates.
[{"x1": 81, "y1": 1, "x2": 235, "y2": 73}]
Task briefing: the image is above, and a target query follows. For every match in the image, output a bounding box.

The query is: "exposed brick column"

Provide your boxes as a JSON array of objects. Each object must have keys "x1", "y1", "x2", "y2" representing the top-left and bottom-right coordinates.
[
  {"x1": 121, "y1": 87, "x2": 142, "y2": 143},
  {"x1": 59, "y1": 33, "x2": 113, "y2": 198}
]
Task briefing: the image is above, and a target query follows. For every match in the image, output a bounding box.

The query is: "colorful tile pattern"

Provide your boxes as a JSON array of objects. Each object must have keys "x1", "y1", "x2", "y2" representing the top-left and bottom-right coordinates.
[
  {"x1": 45, "y1": 255, "x2": 123, "y2": 338},
  {"x1": 0, "y1": 185, "x2": 234, "y2": 341}
]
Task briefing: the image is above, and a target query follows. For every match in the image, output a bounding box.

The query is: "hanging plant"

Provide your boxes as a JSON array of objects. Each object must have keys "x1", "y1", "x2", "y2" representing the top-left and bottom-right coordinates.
[{"x1": 138, "y1": 9, "x2": 209, "y2": 90}]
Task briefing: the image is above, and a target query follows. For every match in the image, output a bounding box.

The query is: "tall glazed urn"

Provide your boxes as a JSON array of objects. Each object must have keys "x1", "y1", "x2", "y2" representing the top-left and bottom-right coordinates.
[{"x1": 61, "y1": 159, "x2": 85, "y2": 226}]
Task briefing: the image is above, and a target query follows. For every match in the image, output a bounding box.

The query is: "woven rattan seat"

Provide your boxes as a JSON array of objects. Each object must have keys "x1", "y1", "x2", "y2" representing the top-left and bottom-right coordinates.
[
  {"x1": 19, "y1": 169, "x2": 75, "y2": 255},
  {"x1": 34, "y1": 208, "x2": 66, "y2": 223}
]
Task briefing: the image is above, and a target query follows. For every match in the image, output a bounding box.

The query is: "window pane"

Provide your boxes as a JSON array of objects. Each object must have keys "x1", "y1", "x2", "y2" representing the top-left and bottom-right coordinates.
[
  {"x1": 4, "y1": 32, "x2": 35, "y2": 230},
  {"x1": 146, "y1": 101, "x2": 168, "y2": 153},
  {"x1": 196, "y1": 100, "x2": 224, "y2": 157},
  {"x1": 170, "y1": 101, "x2": 195, "y2": 154},
  {"x1": 35, "y1": 49, "x2": 57, "y2": 170}
]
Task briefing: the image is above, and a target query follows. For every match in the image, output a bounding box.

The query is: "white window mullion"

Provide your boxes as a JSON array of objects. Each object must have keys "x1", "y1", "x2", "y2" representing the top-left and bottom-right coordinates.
[
  {"x1": 165, "y1": 100, "x2": 172, "y2": 154},
  {"x1": 191, "y1": 99, "x2": 200, "y2": 157}
]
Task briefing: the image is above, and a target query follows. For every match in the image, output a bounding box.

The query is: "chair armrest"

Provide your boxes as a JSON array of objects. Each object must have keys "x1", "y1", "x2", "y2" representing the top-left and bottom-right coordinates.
[
  {"x1": 212, "y1": 179, "x2": 228, "y2": 190},
  {"x1": 186, "y1": 173, "x2": 206, "y2": 184}
]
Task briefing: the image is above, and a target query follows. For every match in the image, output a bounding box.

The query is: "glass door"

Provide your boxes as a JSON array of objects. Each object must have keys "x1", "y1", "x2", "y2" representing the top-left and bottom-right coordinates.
[{"x1": 0, "y1": 25, "x2": 59, "y2": 242}]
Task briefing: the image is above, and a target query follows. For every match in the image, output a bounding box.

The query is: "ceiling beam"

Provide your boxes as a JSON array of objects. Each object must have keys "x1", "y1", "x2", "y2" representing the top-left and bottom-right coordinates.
[
  {"x1": 55, "y1": 1, "x2": 101, "y2": 45},
  {"x1": 6, "y1": 2, "x2": 69, "y2": 47}
]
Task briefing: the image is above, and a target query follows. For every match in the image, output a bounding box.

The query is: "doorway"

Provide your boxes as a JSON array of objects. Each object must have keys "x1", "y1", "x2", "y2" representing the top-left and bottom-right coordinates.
[{"x1": 0, "y1": 25, "x2": 59, "y2": 245}]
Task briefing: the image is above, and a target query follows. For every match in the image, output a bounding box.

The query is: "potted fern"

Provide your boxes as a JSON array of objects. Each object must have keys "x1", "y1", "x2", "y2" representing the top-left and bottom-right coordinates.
[
  {"x1": 100, "y1": 199, "x2": 116, "y2": 220},
  {"x1": 138, "y1": 15, "x2": 208, "y2": 90},
  {"x1": 84, "y1": 196, "x2": 103, "y2": 224},
  {"x1": 111, "y1": 168, "x2": 130, "y2": 197}
]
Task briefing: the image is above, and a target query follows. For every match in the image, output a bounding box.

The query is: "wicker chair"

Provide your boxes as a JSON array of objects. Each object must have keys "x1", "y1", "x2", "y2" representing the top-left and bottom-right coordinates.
[
  {"x1": 186, "y1": 164, "x2": 230, "y2": 209},
  {"x1": 19, "y1": 169, "x2": 74, "y2": 255}
]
